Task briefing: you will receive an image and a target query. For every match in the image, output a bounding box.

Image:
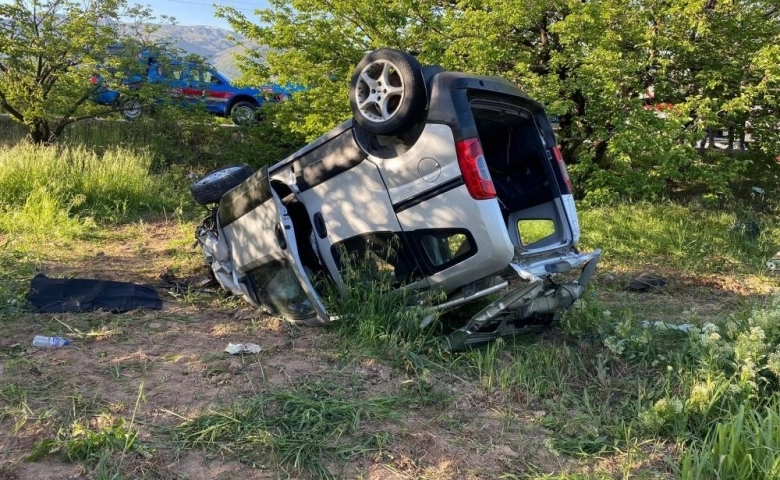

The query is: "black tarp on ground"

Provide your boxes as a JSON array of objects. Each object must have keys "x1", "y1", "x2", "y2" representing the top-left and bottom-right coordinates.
[{"x1": 27, "y1": 274, "x2": 163, "y2": 313}]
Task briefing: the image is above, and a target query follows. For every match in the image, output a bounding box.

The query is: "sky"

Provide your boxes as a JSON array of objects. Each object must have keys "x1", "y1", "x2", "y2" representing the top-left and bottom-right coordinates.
[
  {"x1": 0, "y1": 0, "x2": 269, "y2": 30},
  {"x1": 143, "y1": 0, "x2": 269, "y2": 30}
]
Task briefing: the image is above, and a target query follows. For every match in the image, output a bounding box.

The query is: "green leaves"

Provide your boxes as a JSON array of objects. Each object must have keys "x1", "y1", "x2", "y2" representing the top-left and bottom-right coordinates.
[
  {"x1": 0, "y1": 0, "x2": 173, "y2": 143},
  {"x1": 218, "y1": 0, "x2": 778, "y2": 198}
]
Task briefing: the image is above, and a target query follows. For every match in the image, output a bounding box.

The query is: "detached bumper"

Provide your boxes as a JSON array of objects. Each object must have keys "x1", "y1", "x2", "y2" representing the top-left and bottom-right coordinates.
[{"x1": 446, "y1": 248, "x2": 602, "y2": 350}]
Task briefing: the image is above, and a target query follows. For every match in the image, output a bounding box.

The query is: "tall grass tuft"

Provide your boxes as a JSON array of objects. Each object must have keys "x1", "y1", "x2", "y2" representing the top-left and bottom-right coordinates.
[
  {"x1": 324, "y1": 243, "x2": 443, "y2": 356},
  {"x1": 1, "y1": 113, "x2": 306, "y2": 170},
  {"x1": 0, "y1": 116, "x2": 28, "y2": 145},
  {"x1": 0, "y1": 143, "x2": 187, "y2": 232},
  {"x1": 680, "y1": 403, "x2": 780, "y2": 479},
  {"x1": 0, "y1": 187, "x2": 94, "y2": 239}
]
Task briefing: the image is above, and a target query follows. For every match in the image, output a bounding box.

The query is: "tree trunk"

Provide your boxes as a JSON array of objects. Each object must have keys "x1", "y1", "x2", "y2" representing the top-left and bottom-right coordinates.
[
  {"x1": 559, "y1": 89, "x2": 589, "y2": 162},
  {"x1": 52, "y1": 120, "x2": 71, "y2": 140},
  {"x1": 593, "y1": 140, "x2": 609, "y2": 167},
  {"x1": 28, "y1": 119, "x2": 52, "y2": 144},
  {"x1": 727, "y1": 125, "x2": 735, "y2": 150},
  {"x1": 707, "y1": 128, "x2": 717, "y2": 148}
]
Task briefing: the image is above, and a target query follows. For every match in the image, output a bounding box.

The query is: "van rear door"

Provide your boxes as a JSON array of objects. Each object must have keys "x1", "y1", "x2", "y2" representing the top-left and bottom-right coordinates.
[{"x1": 467, "y1": 93, "x2": 576, "y2": 258}]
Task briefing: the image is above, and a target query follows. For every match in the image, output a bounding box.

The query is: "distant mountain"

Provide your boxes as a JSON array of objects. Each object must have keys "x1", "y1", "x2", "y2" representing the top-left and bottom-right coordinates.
[
  {"x1": 147, "y1": 24, "x2": 261, "y2": 79},
  {"x1": 210, "y1": 45, "x2": 250, "y2": 79}
]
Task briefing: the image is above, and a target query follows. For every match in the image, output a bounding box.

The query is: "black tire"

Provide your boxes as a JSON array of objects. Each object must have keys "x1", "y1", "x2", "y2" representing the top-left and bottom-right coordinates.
[
  {"x1": 189, "y1": 164, "x2": 254, "y2": 206},
  {"x1": 230, "y1": 101, "x2": 258, "y2": 125},
  {"x1": 349, "y1": 49, "x2": 426, "y2": 136},
  {"x1": 120, "y1": 98, "x2": 143, "y2": 121}
]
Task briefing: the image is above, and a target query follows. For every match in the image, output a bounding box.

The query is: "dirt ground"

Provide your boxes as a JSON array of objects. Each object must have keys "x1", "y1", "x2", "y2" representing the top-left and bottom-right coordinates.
[
  {"x1": 2, "y1": 302, "x2": 578, "y2": 479},
  {"x1": 0, "y1": 219, "x2": 770, "y2": 479},
  {"x1": 0, "y1": 220, "x2": 568, "y2": 479}
]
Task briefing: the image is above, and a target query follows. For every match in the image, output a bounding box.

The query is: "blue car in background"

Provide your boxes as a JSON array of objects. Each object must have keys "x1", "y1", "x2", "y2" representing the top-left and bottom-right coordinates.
[{"x1": 91, "y1": 57, "x2": 297, "y2": 124}]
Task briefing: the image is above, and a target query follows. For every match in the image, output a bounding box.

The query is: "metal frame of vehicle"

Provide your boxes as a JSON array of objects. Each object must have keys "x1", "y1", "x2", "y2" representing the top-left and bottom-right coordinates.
[{"x1": 193, "y1": 51, "x2": 601, "y2": 349}]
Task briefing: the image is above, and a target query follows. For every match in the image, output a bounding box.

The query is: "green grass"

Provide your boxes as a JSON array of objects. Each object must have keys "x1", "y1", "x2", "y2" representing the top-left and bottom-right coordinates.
[
  {"x1": 0, "y1": 143, "x2": 189, "y2": 231},
  {"x1": 579, "y1": 201, "x2": 778, "y2": 273},
  {"x1": 1, "y1": 109, "x2": 306, "y2": 170},
  {"x1": 167, "y1": 379, "x2": 405, "y2": 479},
  {"x1": 679, "y1": 403, "x2": 780, "y2": 479},
  {"x1": 0, "y1": 249, "x2": 38, "y2": 319},
  {"x1": 22, "y1": 382, "x2": 150, "y2": 480},
  {"x1": 323, "y1": 244, "x2": 445, "y2": 358}
]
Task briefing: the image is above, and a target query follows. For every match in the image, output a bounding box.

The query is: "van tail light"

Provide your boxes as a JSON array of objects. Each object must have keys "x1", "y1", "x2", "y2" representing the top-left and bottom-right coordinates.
[
  {"x1": 552, "y1": 146, "x2": 572, "y2": 194},
  {"x1": 90, "y1": 75, "x2": 99, "y2": 85},
  {"x1": 456, "y1": 137, "x2": 496, "y2": 200}
]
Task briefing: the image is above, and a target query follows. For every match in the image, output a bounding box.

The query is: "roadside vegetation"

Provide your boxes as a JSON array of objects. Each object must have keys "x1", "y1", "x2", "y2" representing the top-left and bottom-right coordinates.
[
  {"x1": 0, "y1": 0, "x2": 174, "y2": 143},
  {"x1": 0, "y1": 143, "x2": 184, "y2": 231},
  {"x1": 1, "y1": 0, "x2": 779, "y2": 475},
  {"x1": 0, "y1": 120, "x2": 778, "y2": 478}
]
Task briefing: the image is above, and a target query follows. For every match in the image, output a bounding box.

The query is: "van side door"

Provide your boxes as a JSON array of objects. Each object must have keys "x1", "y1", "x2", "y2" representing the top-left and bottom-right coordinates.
[{"x1": 218, "y1": 166, "x2": 329, "y2": 324}]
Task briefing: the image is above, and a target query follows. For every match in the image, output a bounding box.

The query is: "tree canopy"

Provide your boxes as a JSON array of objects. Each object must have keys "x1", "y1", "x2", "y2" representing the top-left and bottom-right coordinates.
[
  {"x1": 0, "y1": 0, "x2": 172, "y2": 143},
  {"x1": 218, "y1": 0, "x2": 780, "y2": 202}
]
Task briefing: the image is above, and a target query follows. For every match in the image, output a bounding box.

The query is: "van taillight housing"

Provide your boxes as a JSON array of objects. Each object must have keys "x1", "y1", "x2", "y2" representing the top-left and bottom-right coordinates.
[
  {"x1": 456, "y1": 137, "x2": 496, "y2": 200},
  {"x1": 552, "y1": 146, "x2": 572, "y2": 194}
]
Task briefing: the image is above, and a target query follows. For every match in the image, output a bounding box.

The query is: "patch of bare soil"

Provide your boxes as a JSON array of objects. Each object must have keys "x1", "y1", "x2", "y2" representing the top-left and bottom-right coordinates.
[
  {"x1": 0, "y1": 302, "x2": 312, "y2": 478},
  {"x1": 592, "y1": 264, "x2": 779, "y2": 325}
]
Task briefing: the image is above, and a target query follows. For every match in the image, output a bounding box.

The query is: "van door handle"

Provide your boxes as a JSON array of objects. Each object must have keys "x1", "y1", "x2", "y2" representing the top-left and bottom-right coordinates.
[
  {"x1": 313, "y1": 213, "x2": 327, "y2": 239},
  {"x1": 274, "y1": 224, "x2": 287, "y2": 250}
]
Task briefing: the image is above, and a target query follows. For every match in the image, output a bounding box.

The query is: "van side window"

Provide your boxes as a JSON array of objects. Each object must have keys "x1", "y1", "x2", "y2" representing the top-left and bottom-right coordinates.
[
  {"x1": 415, "y1": 229, "x2": 476, "y2": 272},
  {"x1": 332, "y1": 232, "x2": 422, "y2": 285},
  {"x1": 246, "y1": 259, "x2": 315, "y2": 321}
]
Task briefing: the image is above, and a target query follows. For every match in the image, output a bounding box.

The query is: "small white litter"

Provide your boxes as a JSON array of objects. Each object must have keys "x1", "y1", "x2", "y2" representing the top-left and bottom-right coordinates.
[
  {"x1": 420, "y1": 314, "x2": 434, "y2": 328},
  {"x1": 767, "y1": 252, "x2": 780, "y2": 271},
  {"x1": 225, "y1": 343, "x2": 262, "y2": 355}
]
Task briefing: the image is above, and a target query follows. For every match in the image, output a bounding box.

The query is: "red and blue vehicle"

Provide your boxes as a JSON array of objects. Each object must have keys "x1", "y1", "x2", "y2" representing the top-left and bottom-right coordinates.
[{"x1": 91, "y1": 56, "x2": 298, "y2": 124}]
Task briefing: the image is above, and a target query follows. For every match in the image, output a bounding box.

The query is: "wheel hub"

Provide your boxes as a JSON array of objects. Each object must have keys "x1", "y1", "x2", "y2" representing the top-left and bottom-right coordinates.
[
  {"x1": 355, "y1": 59, "x2": 405, "y2": 123},
  {"x1": 123, "y1": 101, "x2": 141, "y2": 118}
]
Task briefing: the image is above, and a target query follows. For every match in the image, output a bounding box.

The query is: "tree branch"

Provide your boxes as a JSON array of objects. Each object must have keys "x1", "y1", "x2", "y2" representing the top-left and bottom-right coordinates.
[
  {"x1": 321, "y1": 0, "x2": 374, "y2": 47},
  {"x1": 56, "y1": 87, "x2": 101, "y2": 126},
  {"x1": 54, "y1": 104, "x2": 134, "y2": 135},
  {"x1": 0, "y1": 90, "x2": 25, "y2": 122}
]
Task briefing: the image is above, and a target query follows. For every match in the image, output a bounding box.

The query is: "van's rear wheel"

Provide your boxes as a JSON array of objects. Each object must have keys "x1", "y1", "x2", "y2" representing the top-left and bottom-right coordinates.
[
  {"x1": 349, "y1": 49, "x2": 426, "y2": 136},
  {"x1": 190, "y1": 164, "x2": 254, "y2": 205}
]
